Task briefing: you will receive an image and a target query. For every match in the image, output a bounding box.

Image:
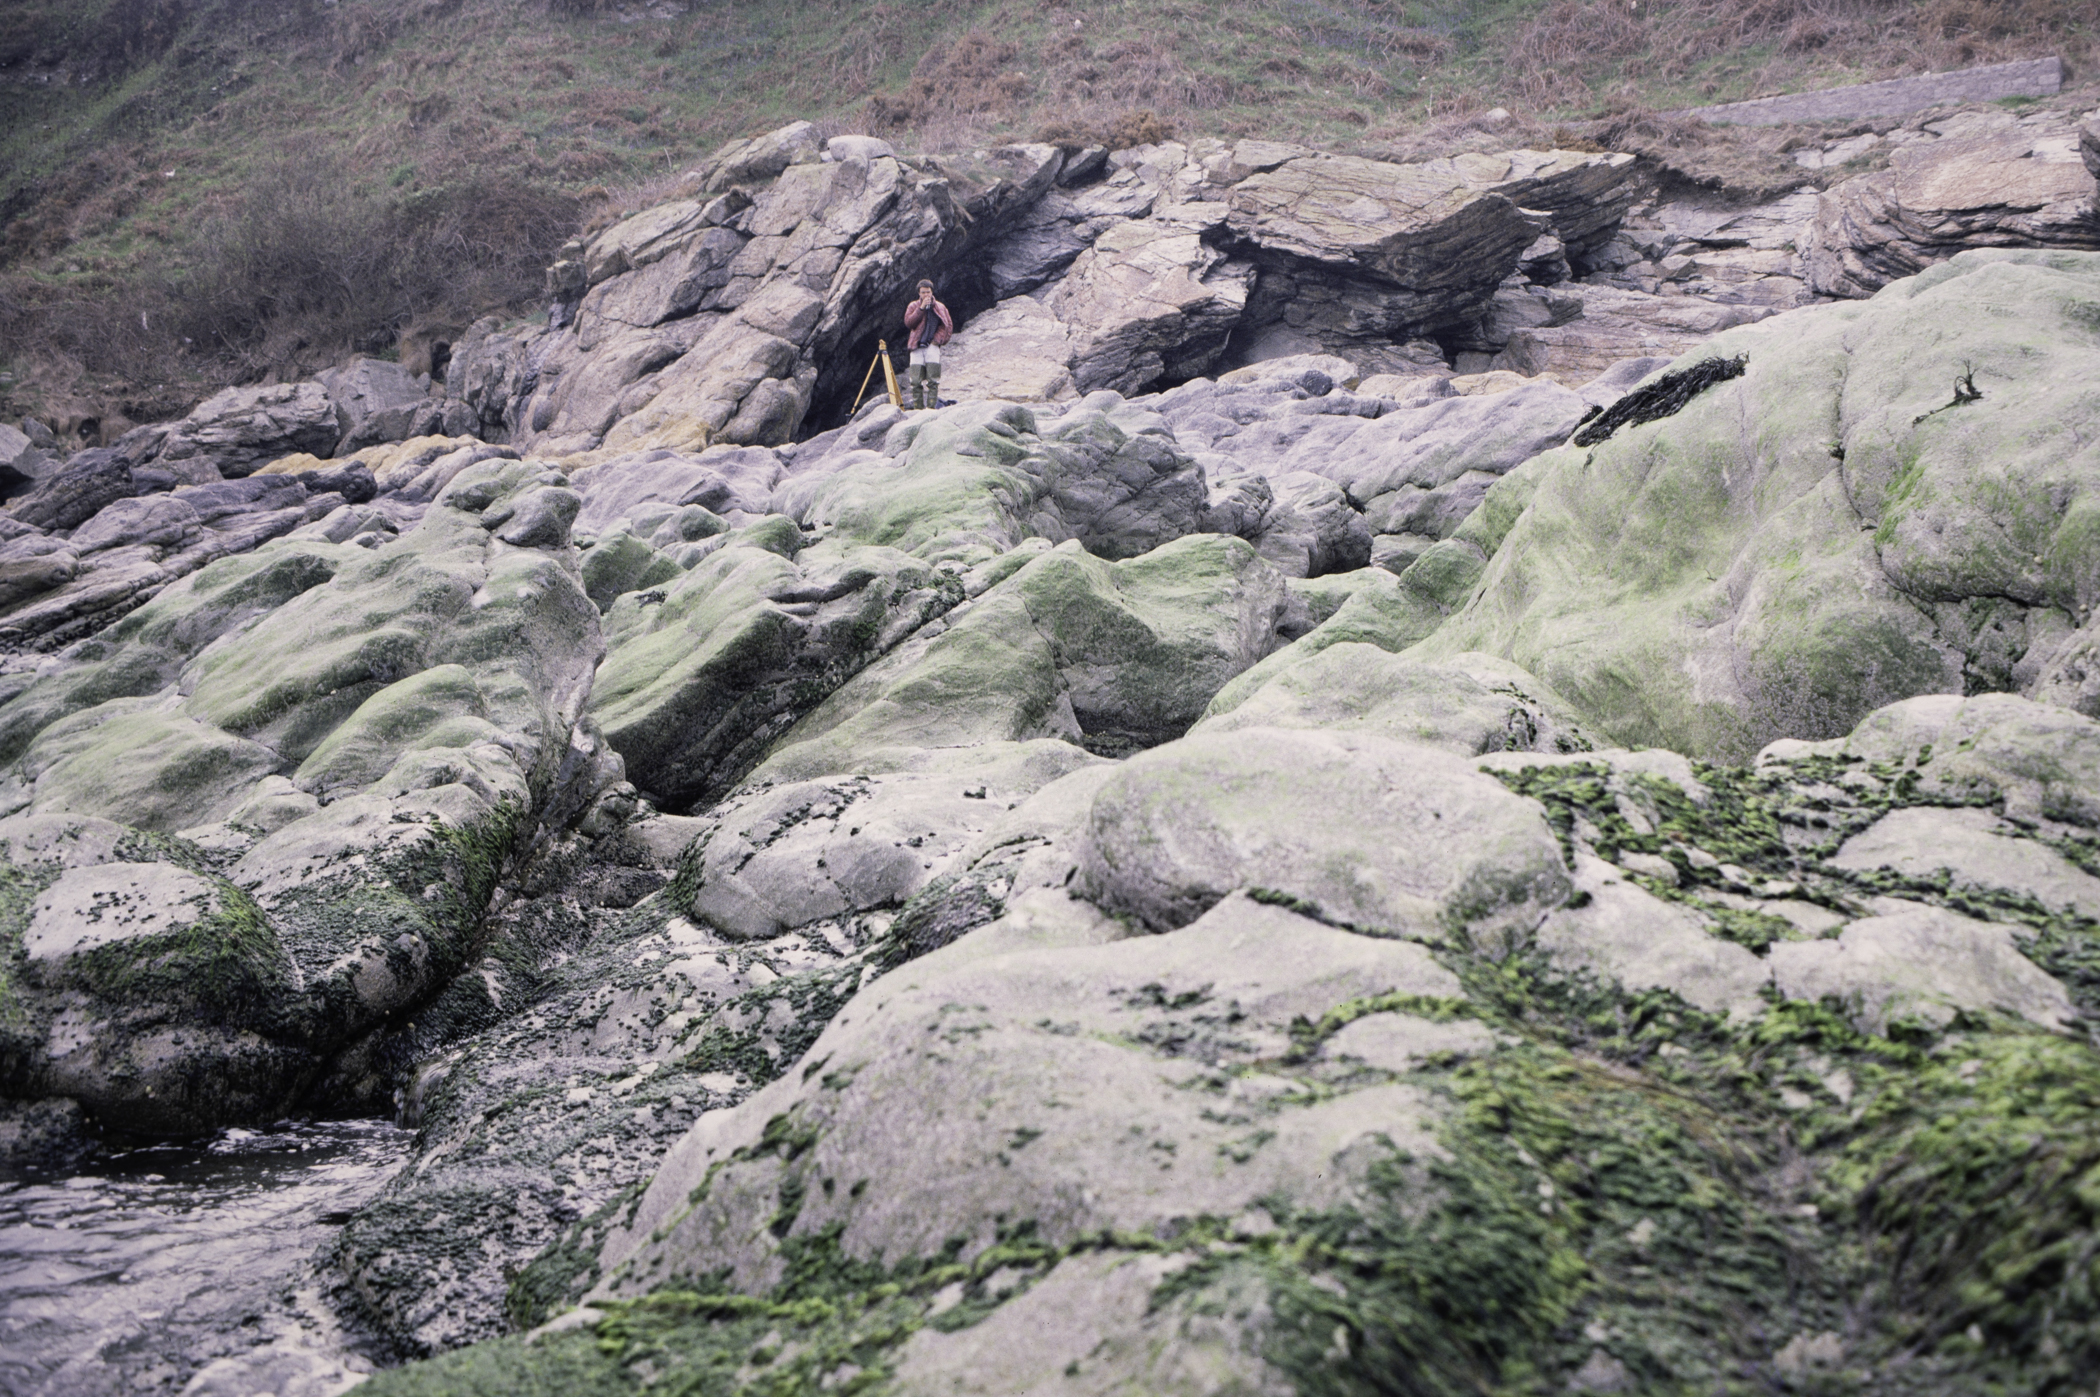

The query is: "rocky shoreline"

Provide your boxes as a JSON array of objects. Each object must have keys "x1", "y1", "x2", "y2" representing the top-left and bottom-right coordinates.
[{"x1": 2, "y1": 96, "x2": 2100, "y2": 1393}]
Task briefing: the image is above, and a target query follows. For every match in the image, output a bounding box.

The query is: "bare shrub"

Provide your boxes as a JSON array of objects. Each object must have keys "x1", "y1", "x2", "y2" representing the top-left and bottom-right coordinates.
[
  {"x1": 172, "y1": 149, "x2": 575, "y2": 374},
  {"x1": 1101, "y1": 108, "x2": 1175, "y2": 149},
  {"x1": 0, "y1": 143, "x2": 577, "y2": 430},
  {"x1": 1025, "y1": 107, "x2": 1176, "y2": 152},
  {"x1": 1031, "y1": 118, "x2": 1098, "y2": 147}
]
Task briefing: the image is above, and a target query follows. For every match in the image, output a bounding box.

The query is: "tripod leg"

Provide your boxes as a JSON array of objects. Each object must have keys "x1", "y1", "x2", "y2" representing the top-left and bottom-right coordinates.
[
  {"x1": 881, "y1": 344, "x2": 903, "y2": 410},
  {"x1": 852, "y1": 350, "x2": 883, "y2": 414}
]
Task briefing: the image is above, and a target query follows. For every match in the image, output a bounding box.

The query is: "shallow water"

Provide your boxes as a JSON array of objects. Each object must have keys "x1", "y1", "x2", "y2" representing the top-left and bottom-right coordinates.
[{"x1": 0, "y1": 1119, "x2": 413, "y2": 1397}]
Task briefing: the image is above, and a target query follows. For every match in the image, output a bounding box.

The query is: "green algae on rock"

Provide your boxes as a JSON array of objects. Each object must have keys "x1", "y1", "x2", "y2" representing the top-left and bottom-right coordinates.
[{"x1": 1413, "y1": 250, "x2": 2100, "y2": 762}]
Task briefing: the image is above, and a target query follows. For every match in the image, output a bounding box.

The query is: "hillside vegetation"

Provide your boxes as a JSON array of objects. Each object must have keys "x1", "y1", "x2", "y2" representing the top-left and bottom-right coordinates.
[{"x1": 1, "y1": 0, "x2": 2093, "y2": 436}]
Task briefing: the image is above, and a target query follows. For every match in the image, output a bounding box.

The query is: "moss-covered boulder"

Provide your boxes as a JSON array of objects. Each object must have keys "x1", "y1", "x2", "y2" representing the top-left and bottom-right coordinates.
[
  {"x1": 592, "y1": 891, "x2": 1464, "y2": 1300},
  {"x1": 1414, "y1": 249, "x2": 2100, "y2": 760},
  {"x1": 363, "y1": 697, "x2": 2100, "y2": 1397},
  {"x1": 0, "y1": 460, "x2": 619, "y2": 1133},
  {"x1": 1196, "y1": 642, "x2": 1596, "y2": 757},
  {"x1": 588, "y1": 533, "x2": 962, "y2": 808},
  {"x1": 0, "y1": 541, "x2": 349, "y2": 772},
  {"x1": 679, "y1": 764, "x2": 1084, "y2": 943},
  {"x1": 791, "y1": 395, "x2": 1207, "y2": 565},
  {"x1": 748, "y1": 533, "x2": 1293, "y2": 783}
]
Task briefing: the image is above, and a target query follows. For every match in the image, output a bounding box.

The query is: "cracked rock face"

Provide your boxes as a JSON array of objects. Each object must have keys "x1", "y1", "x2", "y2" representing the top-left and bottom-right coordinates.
[{"x1": 1807, "y1": 126, "x2": 2100, "y2": 298}]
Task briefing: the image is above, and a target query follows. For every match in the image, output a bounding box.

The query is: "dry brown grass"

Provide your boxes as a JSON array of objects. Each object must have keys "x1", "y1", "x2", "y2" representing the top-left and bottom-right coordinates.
[
  {"x1": 863, "y1": 16, "x2": 1235, "y2": 150},
  {"x1": 1500, "y1": 0, "x2": 2098, "y2": 112}
]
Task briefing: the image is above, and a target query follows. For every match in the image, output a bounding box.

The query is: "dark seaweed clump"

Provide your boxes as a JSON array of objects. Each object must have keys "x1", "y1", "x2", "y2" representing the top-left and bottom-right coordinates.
[{"x1": 1572, "y1": 353, "x2": 1748, "y2": 447}]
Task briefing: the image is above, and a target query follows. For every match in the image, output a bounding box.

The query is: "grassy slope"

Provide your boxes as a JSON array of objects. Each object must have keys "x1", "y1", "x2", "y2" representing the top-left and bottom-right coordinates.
[{"x1": 0, "y1": 0, "x2": 2093, "y2": 433}]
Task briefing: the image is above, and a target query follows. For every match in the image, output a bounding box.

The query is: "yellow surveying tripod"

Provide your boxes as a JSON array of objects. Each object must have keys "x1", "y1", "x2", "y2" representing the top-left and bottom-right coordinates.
[{"x1": 852, "y1": 341, "x2": 904, "y2": 414}]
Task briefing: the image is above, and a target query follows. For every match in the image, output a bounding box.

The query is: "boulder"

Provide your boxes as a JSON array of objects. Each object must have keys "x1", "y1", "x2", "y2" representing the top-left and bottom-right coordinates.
[
  {"x1": 751, "y1": 533, "x2": 1293, "y2": 783},
  {"x1": 1414, "y1": 249, "x2": 2100, "y2": 760},
  {"x1": 589, "y1": 531, "x2": 961, "y2": 807},
  {"x1": 1488, "y1": 284, "x2": 1775, "y2": 384},
  {"x1": 9, "y1": 447, "x2": 139, "y2": 532},
  {"x1": 1806, "y1": 129, "x2": 2100, "y2": 298},
  {"x1": 570, "y1": 444, "x2": 783, "y2": 537},
  {"x1": 1249, "y1": 469, "x2": 1372, "y2": 577},
  {"x1": 0, "y1": 459, "x2": 616, "y2": 1133},
  {"x1": 7, "y1": 851, "x2": 302, "y2": 1134},
  {"x1": 1769, "y1": 905, "x2": 2075, "y2": 1033},
  {"x1": 1224, "y1": 148, "x2": 1640, "y2": 366},
  {"x1": 1829, "y1": 805, "x2": 2100, "y2": 919},
  {"x1": 1196, "y1": 643, "x2": 1595, "y2": 758},
  {"x1": 444, "y1": 316, "x2": 543, "y2": 442},
  {"x1": 0, "y1": 535, "x2": 76, "y2": 611},
  {"x1": 0, "y1": 422, "x2": 54, "y2": 501},
  {"x1": 290, "y1": 461, "x2": 378, "y2": 505},
  {"x1": 1532, "y1": 851, "x2": 1771, "y2": 1019},
  {"x1": 678, "y1": 762, "x2": 1080, "y2": 942},
  {"x1": 1076, "y1": 726, "x2": 1567, "y2": 946},
  {"x1": 590, "y1": 891, "x2": 1468, "y2": 1297},
  {"x1": 509, "y1": 134, "x2": 1072, "y2": 456},
  {"x1": 1044, "y1": 215, "x2": 1256, "y2": 396},
  {"x1": 936, "y1": 296, "x2": 1078, "y2": 403},
  {"x1": 318, "y1": 357, "x2": 442, "y2": 454},
  {"x1": 1225, "y1": 152, "x2": 1539, "y2": 306},
  {"x1": 149, "y1": 382, "x2": 341, "y2": 478},
  {"x1": 701, "y1": 119, "x2": 823, "y2": 192},
  {"x1": 980, "y1": 174, "x2": 1159, "y2": 301},
  {"x1": 783, "y1": 397, "x2": 1208, "y2": 566},
  {"x1": 0, "y1": 473, "x2": 317, "y2": 649},
  {"x1": 1821, "y1": 691, "x2": 2100, "y2": 827}
]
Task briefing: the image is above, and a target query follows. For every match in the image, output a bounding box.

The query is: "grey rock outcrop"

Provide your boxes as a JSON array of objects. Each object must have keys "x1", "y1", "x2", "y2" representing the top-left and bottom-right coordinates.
[
  {"x1": 147, "y1": 382, "x2": 343, "y2": 479},
  {"x1": 1417, "y1": 248, "x2": 2100, "y2": 760},
  {"x1": 0, "y1": 458, "x2": 618, "y2": 1134},
  {"x1": 1807, "y1": 118, "x2": 2100, "y2": 298},
  {"x1": 8, "y1": 447, "x2": 140, "y2": 533},
  {"x1": 20, "y1": 104, "x2": 2100, "y2": 1397},
  {"x1": 1487, "y1": 283, "x2": 1773, "y2": 383},
  {"x1": 488, "y1": 136, "x2": 1074, "y2": 457},
  {"x1": 0, "y1": 473, "x2": 319, "y2": 649},
  {"x1": 318, "y1": 357, "x2": 444, "y2": 454},
  {"x1": 1225, "y1": 148, "x2": 1640, "y2": 369},
  {"x1": 0, "y1": 423, "x2": 55, "y2": 501}
]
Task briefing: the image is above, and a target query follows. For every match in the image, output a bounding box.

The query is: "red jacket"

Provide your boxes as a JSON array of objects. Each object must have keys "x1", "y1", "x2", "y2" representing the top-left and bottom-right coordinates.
[{"x1": 904, "y1": 298, "x2": 953, "y2": 349}]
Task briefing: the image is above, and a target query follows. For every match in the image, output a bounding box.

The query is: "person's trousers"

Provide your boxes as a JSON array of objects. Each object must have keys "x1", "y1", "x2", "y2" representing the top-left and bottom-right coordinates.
[{"x1": 908, "y1": 346, "x2": 942, "y2": 407}]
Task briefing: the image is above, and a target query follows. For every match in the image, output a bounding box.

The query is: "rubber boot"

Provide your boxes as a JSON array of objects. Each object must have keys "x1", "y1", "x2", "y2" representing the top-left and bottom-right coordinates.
[
  {"x1": 907, "y1": 363, "x2": 926, "y2": 409},
  {"x1": 925, "y1": 361, "x2": 942, "y2": 408}
]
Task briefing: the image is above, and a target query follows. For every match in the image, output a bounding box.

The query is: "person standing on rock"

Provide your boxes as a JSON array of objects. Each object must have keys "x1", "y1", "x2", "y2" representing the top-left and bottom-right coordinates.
[{"x1": 903, "y1": 278, "x2": 954, "y2": 410}]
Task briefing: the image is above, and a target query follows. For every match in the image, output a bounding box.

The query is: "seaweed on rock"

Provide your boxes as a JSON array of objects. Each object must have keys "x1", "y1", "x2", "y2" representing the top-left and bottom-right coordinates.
[{"x1": 1570, "y1": 354, "x2": 1749, "y2": 448}]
